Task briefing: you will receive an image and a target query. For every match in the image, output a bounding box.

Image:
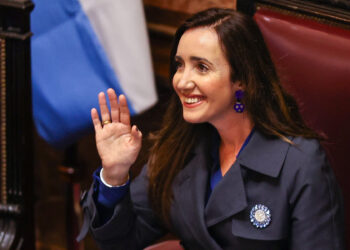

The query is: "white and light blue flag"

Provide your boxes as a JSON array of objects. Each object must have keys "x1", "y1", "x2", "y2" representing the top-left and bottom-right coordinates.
[{"x1": 31, "y1": 0, "x2": 157, "y2": 148}]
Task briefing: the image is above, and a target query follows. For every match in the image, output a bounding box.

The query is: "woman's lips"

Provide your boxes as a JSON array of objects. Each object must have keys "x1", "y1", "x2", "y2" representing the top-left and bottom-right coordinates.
[{"x1": 183, "y1": 95, "x2": 206, "y2": 108}]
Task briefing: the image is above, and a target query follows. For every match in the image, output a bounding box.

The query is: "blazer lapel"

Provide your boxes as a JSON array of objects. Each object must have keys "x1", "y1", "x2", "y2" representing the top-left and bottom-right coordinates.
[
  {"x1": 204, "y1": 161, "x2": 248, "y2": 227},
  {"x1": 172, "y1": 136, "x2": 222, "y2": 249},
  {"x1": 238, "y1": 131, "x2": 291, "y2": 178}
]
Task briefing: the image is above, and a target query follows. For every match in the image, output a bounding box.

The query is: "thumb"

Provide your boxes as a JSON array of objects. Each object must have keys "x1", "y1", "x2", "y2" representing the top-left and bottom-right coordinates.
[{"x1": 131, "y1": 125, "x2": 142, "y2": 144}]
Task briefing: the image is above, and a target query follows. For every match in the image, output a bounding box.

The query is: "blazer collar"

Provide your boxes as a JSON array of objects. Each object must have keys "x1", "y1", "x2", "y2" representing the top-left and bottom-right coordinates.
[
  {"x1": 191, "y1": 127, "x2": 291, "y2": 178},
  {"x1": 237, "y1": 130, "x2": 291, "y2": 178}
]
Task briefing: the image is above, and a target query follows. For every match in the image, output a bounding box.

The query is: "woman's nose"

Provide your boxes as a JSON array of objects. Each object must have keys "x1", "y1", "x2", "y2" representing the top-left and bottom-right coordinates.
[
  {"x1": 176, "y1": 72, "x2": 195, "y2": 90},
  {"x1": 177, "y1": 79, "x2": 195, "y2": 90}
]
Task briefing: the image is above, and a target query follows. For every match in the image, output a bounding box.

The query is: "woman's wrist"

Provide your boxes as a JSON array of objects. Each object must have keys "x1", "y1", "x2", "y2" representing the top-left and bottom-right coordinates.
[{"x1": 100, "y1": 168, "x2": 129, "y2": 187}]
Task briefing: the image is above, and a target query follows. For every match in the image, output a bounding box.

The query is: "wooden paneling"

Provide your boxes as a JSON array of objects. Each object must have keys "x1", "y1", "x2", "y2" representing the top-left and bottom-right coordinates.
[{"x1": 144, "y1": 0, "x2": 236, "y2": 14}]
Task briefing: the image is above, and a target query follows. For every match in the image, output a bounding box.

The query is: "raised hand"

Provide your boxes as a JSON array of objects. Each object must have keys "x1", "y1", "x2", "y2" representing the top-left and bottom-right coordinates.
[{"x1": 91, "y1": 88, "x2": 142, "y2": 186}]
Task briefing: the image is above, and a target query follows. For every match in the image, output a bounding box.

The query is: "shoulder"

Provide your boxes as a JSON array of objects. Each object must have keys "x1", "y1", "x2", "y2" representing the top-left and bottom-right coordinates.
[
  {"x1": 283, "y1": 137, "x2": 328, "y2": 178},
  {"x1": 280, "y1": 136, "x2": 336, "y2": 200},
  {"x1": 289, "y1": 136, "x2": 324, "y2": 158}
]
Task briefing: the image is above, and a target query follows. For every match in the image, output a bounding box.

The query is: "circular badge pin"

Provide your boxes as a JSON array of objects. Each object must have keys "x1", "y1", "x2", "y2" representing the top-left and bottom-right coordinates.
[{"x1": 250, "y1": 204, "x2": 271, "y2": 228}]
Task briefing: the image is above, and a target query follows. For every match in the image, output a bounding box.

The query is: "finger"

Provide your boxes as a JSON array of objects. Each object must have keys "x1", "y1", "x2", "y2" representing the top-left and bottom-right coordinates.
[
  {"x1": 119, "y1": 95, "x2": 130, "y2": 126},
  {"x1": 98, "y1": 92, "x2": 111, "y2": 124},
  {"x1": 131, "y1": 125, "x2": 142, "y2": 143},
  {"x1": 107, "y1": 88, "x2": 119, "y2": 123},
  {"x1": 91, "y1": 108, "x2": 102, "y2": 131}
]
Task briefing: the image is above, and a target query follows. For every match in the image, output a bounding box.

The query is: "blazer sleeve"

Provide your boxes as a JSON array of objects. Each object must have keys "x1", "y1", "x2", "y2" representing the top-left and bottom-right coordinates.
[
  {"x1": 79, "y1": 165, "x2": 166, "y2": 250},
  {"x1": 287, "y1": 141, "x2": 345, "y2": 250}
]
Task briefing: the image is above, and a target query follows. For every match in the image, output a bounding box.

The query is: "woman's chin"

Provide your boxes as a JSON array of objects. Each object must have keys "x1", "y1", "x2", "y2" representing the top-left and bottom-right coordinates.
[{"x1": 183, "y1": 114, "x2": 206, "y2": 124}]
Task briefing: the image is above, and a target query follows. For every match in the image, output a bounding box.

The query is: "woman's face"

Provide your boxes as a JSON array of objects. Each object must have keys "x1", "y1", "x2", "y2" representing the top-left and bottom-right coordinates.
[{"x1": 173, "y1": 27, "x2": 242, "y2": 126}]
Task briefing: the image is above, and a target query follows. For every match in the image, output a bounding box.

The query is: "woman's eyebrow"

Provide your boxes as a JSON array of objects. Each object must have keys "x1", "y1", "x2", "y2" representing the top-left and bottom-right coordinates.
[
  {"x1": 190, "y1": 56, "x2": 213, "y2": 66},
  {"x1": 175, "y1": 55, "x2": 214, "y2": 66}
]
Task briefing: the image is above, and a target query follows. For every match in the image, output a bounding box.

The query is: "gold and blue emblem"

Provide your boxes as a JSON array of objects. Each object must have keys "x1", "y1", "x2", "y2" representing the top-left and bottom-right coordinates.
[{"x1": 250, "y1": 204, "x2": 271, "y2": 228}]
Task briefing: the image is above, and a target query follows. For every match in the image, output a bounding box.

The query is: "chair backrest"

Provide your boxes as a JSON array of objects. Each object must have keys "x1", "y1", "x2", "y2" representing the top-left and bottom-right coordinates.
[
  {"x1": 144, "y1": 240, "x2": 183, "y2": 250},
  {"x1": 253, "y1": 2, "x2": 350, "y2": 244}
]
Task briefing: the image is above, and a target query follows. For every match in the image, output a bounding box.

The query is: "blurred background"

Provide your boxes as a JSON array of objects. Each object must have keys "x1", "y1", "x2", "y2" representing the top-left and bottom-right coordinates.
[{"x1": 0, "y1": 0, "x2": 349, "y2": 249}]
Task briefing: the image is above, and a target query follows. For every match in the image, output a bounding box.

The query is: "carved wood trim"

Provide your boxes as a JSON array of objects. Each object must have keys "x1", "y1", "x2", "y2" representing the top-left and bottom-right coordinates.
[
  {"x1": 0, "y1": 0, "x2": 33, "y2": 9},
  {"x1": 0, "y1": 38, "x2": 6, "y2": 205},
  {"x1": 0, "y1": 31, "x2": 33, "y2": 40},
  {"x1": 147, "y1": 22, "x2": 177, "y2": 37},
  {"x1": 0, "y1": 0, "x2": 35, "y2": 248},
  {"x1": 256, "y1": 0, "x2": 350, "y2": 27}
]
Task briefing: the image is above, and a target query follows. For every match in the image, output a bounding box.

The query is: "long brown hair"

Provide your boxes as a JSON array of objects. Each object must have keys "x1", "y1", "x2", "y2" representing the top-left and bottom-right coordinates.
[{"x1": 148, "y1": 8, "x2": 321, "y2": 227}]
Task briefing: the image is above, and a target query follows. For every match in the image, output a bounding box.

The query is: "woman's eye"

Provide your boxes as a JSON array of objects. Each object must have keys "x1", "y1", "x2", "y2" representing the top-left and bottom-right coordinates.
[
  {"x1": 197, "y1": 63, "x2": 209, "y2": 73},
  {"x1": 175, "y1": 61, "x2": 183, "y2": 70}
]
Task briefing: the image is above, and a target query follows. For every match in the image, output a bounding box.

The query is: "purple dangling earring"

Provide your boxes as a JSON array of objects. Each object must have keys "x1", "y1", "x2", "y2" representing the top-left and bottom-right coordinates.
[{"x1": 233, "y1": 90, "x2": 245, "y2": 113}]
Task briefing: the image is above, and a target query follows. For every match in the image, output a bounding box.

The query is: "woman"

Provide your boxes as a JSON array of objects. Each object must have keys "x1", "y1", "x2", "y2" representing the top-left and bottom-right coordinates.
[{"x1": 78, "y1": 8, "x2": 345, "y2": 249}]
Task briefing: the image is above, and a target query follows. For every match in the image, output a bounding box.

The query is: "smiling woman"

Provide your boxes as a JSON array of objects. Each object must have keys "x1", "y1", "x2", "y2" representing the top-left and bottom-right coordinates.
[
  {"x1": 173, "y1": 28, "x2": 240, "y2": 126},
  {"x1": 78, "y1": 8, "x2": 345, "y2": 250}
]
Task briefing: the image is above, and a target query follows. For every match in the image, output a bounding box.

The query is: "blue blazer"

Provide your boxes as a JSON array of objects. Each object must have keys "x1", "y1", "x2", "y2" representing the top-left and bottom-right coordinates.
[{"x1": 79, "y1": 130, "x2": 345, "y2": 249}]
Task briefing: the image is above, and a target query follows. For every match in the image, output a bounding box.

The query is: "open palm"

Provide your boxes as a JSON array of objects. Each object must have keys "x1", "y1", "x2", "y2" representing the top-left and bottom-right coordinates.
[{"x1": 91, "y1": 89, "x2": 142, "y2": 186}]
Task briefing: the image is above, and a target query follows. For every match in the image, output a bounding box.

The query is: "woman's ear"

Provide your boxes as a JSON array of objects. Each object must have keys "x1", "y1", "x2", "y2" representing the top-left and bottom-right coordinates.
[{"x1": 232, "y1": 80, "x2": 244, "y2": 91}]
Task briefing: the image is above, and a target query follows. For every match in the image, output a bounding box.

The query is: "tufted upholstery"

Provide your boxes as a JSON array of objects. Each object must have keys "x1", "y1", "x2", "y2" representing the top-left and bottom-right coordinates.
[{"x1": 254, "y1": 6, "x2": 350, "y2": 243}]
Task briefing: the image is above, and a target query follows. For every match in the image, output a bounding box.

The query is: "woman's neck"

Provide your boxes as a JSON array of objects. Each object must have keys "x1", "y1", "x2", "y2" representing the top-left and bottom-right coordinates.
[
  {"x1": 214, "y1": 113, "x2": 254, "y2": 151},
  {"x1": 212, "y1": 113, "x2": 254, "y2": 175}
]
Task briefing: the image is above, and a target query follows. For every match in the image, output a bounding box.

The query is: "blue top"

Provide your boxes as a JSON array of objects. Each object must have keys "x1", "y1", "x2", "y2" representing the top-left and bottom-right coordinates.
[{"x1": 92, "y1": 167, "x2": 130, "y2": 224}]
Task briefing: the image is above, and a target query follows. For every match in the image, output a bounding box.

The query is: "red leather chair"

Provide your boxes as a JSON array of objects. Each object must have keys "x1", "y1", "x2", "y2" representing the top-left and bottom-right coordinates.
[
  {"x1": 253, "y1": 3, "x2": 350, "y2": 244},
  {"x1": 144, "y1": 240, "x2": 183, "y2": 250}
]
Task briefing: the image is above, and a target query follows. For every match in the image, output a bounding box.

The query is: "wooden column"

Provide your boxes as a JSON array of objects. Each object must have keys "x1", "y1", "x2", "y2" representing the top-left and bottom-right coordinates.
[{"x1": 0, "y1": 0, "x2": 35, "y2": 249}]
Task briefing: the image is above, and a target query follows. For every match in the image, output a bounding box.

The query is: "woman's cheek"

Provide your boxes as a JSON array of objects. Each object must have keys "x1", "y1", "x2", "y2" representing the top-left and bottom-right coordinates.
[{"x1": 172, "y1": 74, "x2": 179, "y2": 91}]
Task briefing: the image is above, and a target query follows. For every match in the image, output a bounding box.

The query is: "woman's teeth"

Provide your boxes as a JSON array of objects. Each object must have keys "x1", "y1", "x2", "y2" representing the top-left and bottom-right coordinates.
[{"x1": 184, "y1": 97, "x2": 203, "y2": 104}]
